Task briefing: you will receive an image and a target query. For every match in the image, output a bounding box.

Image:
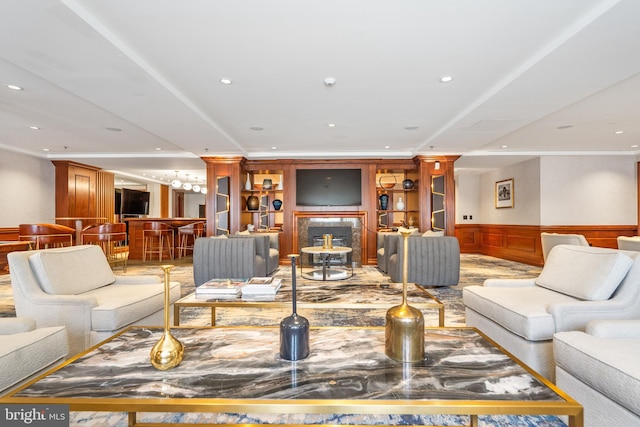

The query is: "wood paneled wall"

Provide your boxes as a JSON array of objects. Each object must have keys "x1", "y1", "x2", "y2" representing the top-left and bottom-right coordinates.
[{"x1": 455, "y1": 224, "x2": 638, "y2": 266}]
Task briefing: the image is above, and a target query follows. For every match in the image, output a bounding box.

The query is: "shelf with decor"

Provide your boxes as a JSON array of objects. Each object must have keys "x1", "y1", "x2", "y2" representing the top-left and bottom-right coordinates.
[
  {"x1": 376, "y1": 170, "x2": 420, "y2": 230},
  {"x1": 241, "y1": 171, "x2": 284, "y2": 232}
]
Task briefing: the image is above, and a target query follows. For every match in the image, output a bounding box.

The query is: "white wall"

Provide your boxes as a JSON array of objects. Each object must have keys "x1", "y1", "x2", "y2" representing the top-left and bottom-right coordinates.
[
  {"x1": 184, "y1": 192, "x2": 206, "y2": 218},
  {"x1": 0, "y1": 148, "x2": 55, "y2": 227},
  {"x1": 455, "y1": 174, "x2": 481, "y2": 224},
  {"x1": 479, "y1": 157, "x2": 541, "y2": 225},
  {"x1": 539, "y1": 155, "x2": 636, "y2": 225}
]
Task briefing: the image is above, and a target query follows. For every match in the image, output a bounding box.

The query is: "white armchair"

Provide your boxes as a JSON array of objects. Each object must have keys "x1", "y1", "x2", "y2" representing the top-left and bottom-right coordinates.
[
  {"x1": 464, "y1": 245, "x2": 640, "y2": 381},
  {"x1": 8, "y1": 245, "x2": 181, "y2": 356},
  {"x1": 540, "y1": 232, "x2": 589, "y2": 261},
  {"x1": 617, "y1": 235, "x2": 640, "y2": 251}
]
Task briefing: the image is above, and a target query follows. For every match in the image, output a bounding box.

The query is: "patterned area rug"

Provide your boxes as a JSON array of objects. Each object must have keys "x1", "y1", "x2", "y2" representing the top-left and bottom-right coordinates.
[{"x1": 1, "y1": 255, "x2": 569, "y2": 427}]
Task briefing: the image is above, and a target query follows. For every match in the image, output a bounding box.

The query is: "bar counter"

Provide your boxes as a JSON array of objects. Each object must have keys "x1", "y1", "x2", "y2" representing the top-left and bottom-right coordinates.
[{"x1": 125, "y1": 218, "x2": 203, "y2": 260}]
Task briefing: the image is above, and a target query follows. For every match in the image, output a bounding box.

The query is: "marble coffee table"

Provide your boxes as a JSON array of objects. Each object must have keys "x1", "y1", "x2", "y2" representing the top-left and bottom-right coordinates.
[
  {"x1": 174, "y1": 281, "x2": 445, "y2": 326},
  {"x1": 3, "y1": 326, "x2": 583, "y2": 427}
]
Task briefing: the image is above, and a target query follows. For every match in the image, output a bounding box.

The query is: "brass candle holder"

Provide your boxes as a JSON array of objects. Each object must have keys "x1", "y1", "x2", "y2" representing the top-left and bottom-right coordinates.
[
  {"x1": 385, "y1": 230, "x2": 425, "y2": 362},
  {"x1": 150, "y1": 264, "x2": 184, "y2": 370}
]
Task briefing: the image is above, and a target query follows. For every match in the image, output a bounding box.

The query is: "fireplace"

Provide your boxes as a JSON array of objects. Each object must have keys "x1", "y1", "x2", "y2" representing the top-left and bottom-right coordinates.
[
  {"x1": 294, "y1": 212, "x2": 367, "y2": 267},
  {"x1": 307, "y1": 225, "x2": 352, "y2": 265}
]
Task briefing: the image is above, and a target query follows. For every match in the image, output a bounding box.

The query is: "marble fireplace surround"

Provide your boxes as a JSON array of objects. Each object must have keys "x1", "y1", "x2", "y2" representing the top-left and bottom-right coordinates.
[{"x1": 294, "y1": 212, "x2": 367, "y2": 267}]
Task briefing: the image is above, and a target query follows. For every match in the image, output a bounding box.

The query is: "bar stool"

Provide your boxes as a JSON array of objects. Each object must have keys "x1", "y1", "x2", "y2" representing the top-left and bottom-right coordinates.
[
  {"x1": 142, "y1": 222, "x2": 174, "y2": 262},
  {"x1": 81, "y1": 223, "x2": 129, "y2": 271},
  {"x1": 18, "y1": 223, "x2": 74, "y2": 249},
  {"x1": 176, "y1": 222, "x2": 205, "y2": 258}
]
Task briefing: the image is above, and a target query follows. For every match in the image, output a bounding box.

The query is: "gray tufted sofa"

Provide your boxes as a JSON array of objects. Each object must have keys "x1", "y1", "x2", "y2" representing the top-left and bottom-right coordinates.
[
  {"x1": 193, "y1": 234, "x2": 274, "y2": 286},
  {"x1": 386, "y1": 234, "x2": 460, "y2": 287}
]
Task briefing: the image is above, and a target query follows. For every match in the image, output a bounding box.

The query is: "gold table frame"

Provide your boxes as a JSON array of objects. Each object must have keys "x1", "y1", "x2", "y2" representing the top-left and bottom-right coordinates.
[
  {"x1": 1, "y1": 326, "x2": 583, "y2": 427},
  {"x1": 174, "y1": 282, "x2": 445, "y2": 327}
]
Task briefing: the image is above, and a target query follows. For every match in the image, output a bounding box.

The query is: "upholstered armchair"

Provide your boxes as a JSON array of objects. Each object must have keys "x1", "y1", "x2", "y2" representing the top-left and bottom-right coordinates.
[
  {"x1": 376, "y1": 231, "x2": 395, "y2": 273},
  {"x1": 617, "y1": 235, "x2": 640, "y2": 251},
  {"x1": 249, "y1": 232, "x2": 280, "y2": 274},
  {"x1": 464, "y1": 245, "x2": 640, "y2": 381},
  {"x1": 8, "y1": 245, "x2": 181, "y2": 356},
  {"x1": 540, "y1": 232, "x2": 589, "y2": 261},
  {"x1": 386, "y1": 234, "x2": 460, "y2": 287},
  {"x1": 193, "y1": 235, "x2": 271, "y2": 286}
]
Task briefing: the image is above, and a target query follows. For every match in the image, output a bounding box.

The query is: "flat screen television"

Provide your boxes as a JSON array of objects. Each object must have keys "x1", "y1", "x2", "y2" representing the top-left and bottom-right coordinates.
[
  {"x1": 296, "y1": 169, "x2": 362, "y2": 206},
  {"x1": 120, "y1": 188, "x2": 150, "y2": 215}
]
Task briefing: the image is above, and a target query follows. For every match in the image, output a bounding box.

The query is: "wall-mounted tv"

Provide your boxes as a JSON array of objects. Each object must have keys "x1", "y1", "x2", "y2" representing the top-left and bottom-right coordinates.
[
  {"x1": 296, "y1": 169, "x2": 362, "y2": 206},
  {"x1": 119, "y1": 188, "x2": 150, "y2": 215}
]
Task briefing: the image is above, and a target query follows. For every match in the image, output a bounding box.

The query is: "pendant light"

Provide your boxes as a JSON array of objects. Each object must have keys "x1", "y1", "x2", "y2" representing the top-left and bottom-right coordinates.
[
  {"x1": 171, "y1": 171, "x2": 182, "y2": 188},
  {"x1": 182, "y1": 174, "x2": 192, "y2": 191}
]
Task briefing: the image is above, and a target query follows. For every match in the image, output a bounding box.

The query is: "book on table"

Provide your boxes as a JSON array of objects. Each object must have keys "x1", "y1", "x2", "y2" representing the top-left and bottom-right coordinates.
[
  {"x1": 242, "y1": 277, "x2": 283, "y2": 296},
  {"x1": 196, "y1": 279, "x2": 245, "y2": 297}
]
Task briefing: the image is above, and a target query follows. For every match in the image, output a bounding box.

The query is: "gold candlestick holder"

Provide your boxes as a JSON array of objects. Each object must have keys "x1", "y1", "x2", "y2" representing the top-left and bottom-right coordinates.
[
  {"x1": 385, "y1": 230, "x2": 425, "y2": 362},
  {"x1": 150, "y1": 264, "x2": 184, "y2": 370}
]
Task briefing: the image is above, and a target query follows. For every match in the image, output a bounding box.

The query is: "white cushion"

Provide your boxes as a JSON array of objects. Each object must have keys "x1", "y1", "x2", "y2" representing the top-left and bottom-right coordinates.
[
  {"x1": 463, "y1": 285, "x2": 577, "y2": 340},
  {"x1": 422, "y1": 230, "x2": 444, "y2": 237},
  {"x1": 554, "y1": 331, "x2": 640, "y2": 416},
  {"x1": 236, "y1": 230, "x2": 251, "y2": 235},
  {"x1": 29, "y1": 245, "x2": 116, "y2": 295},
  {"x1": 536, "y1": 245, "x2": 633, "y2": 301}
]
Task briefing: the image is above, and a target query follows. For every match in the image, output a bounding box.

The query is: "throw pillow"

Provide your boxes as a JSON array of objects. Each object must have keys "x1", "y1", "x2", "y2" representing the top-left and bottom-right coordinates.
[
  {"x1": 423, "y1": 230, "x2": 444, "y2": 237},
  {"x1": 536, "y1": 246, "x2": 633, "y2": 301},
  {"x1": 236, "y1": 230, "x2": 251, "y2": 235},
  {"x1": 29, "y1": 245, "x2": 116, "y2": 295}
]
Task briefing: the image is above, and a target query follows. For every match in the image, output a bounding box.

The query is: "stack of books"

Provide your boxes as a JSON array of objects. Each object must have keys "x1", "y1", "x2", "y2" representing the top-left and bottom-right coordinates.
[
  {"x1": 241, "y1": 277, "x2": 283, "y2": 297},
  {"x1": 195, "y1": 279, "x2": 245, "y2": 299}
]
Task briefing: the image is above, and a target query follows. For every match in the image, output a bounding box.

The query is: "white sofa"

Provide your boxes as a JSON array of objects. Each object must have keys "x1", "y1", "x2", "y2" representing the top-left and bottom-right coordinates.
[
  {"x1": 0, "y1": 317, "x2": 67, "y2": 395},
  {"x1": 554, "y1": 320, "x2": 640, "y2": 427},
  {"x1": 8, "y1": 245, "x2": 181, "y2": 356},
  {"x1": 463, "y1": 245, "x2": 640, "y2": 381}
]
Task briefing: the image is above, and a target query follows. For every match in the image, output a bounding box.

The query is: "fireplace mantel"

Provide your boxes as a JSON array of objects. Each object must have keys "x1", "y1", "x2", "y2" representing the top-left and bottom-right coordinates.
[{"x1": 293, "y1": 212, "x2": 368, "y2": 267}]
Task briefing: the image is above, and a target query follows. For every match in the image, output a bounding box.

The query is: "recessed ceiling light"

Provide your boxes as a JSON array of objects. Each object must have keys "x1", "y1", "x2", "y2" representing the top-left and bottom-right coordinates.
[
  {"x1": 271, "y1": 146, "x2": 277, "y2": 150},
  {"x1": 7, "y1": 84, "x2": 23, "y2": 91},
  {"x1": 614, "y1": 130, "x2": 624, "y2": 135},
  {"x1": 404, "y1": 125, "x2": 419, "y2": 130},
  {"x1": 501, "y1": 145, "x2": 509, "y2": 149},
  {"x1": 106, "y1": 127, "x2": 122, "y2": 132},
  {"x1": 29, "y1": 126, "x2": 40, "y2": 130},
  {"x1": 42, "y1": 148, "x2": 50, "y2": 152},
  {"x1": 250, "y1": 126, "x2": 263, "y2": 131},
  {"x1": 155, "y1": 147, "x2": 162, "y2": 151},
  {"x1": 220, "y1": 78, "x2": 232, "y2": 85},
  {"x1": 631, "y1": 144, "x2": 639, "y2": 148},
  {"x1": 439, "y1": 76, "x2": 453, "y2": 83},
  {"x1": 384, "y1": 145, "x2": 391, "y2": 149},
  {"x1": 328, "y1": 123, "x2": 336, "y2": 127}
]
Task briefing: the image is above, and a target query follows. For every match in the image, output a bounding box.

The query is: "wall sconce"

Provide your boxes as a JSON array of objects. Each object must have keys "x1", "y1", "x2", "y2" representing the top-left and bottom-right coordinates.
[{"x1": 434, "y1": 161, "x2": 441, "y2": 170}]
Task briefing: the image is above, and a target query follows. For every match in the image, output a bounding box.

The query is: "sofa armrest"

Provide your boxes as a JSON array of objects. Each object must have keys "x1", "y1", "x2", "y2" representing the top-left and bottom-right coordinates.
[
  {"x1": 548, "y1": 299, "x2": 637, "y2": 332},
  {"x1": 483, "y1": 278, "x2": 537, "y2": 287},
  {"x1": 0, "y1": 317, "x2": 36, "y2": 335},
  {"x1": 113, "y1": 275, "x2": 162, "y2": 285},
  {"x1": 585, "y1": 319, "x2": 640, "y2": 339}
]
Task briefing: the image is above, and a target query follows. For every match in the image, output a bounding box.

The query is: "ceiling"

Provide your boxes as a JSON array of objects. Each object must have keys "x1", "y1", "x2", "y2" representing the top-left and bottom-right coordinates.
[{"x1": 1, "y1": 0, "x2": 639, "y2": 185}]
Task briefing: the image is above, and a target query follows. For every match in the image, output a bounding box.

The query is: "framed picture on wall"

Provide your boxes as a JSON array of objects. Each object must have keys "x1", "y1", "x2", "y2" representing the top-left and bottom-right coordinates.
[{"x1": 495, "y1": 178, "x2": 514, "y2": 208}]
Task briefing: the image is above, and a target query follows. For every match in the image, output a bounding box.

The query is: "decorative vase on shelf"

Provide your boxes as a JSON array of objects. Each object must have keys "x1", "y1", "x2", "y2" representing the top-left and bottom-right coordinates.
[
  {"x1": 276, "y1": 174, "x2": 283, "y2": 190},
  {"x1": 396, "y1": 197, "x2": 405, "y2": 210},
  {"x1": 244, "y1": 173, "x2": 252, "y2": 191},
  {"x1": 262, "y1": 178, "x2": 273, "y2": 190},
  {"x1": 402, "y1": 179, "x2": 414, "y2": 189},
  {"x1": 280, "y1": 254, "x2": 309, "y2": 361},
  {"x1": 272, "y1": 199, "x2": 283, "y2": 211},
  {"x1": 150, "y1": 265, "x2": 184, "y2": 370},
  {"x1": 379, "y1": 194, "x2": 389, "y2": 210},
  {"x1": 246, "y1": 195, "x2": 260, "y2": 210}
]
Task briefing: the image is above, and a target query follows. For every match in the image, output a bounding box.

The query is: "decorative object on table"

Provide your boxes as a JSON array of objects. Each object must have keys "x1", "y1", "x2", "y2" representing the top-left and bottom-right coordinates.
[
  {"x1": 280, "y1": 254, "x2": 309, "y2": 361},
  {"x1": 402, "y1": 178, "x2": 414, "y2": 189},
  {"x1": 247, "y1": 224, "x2": 255, "y2": 232},
  {"x1": 246, "y1": 195, "x2": 260, "y2": 210},
  {"x1": 244, "y1": 173, "x2": 252, "y2": 191},
  {"x1": 378, "y1": 174, "x2": 397, "y2": 189},
  {"x1": 242, "y1": 276, "x2": 283, "y2": 298},
  {"x1": 262, "y1": 178, "x2": 273, "y2": 190},
  {"x1": 379, "y1": 194, "x2": 389, "y2": 210},
  {"x1": 150, "y1": 265, "x2": 184, "y2": 370},
  {"x1": 322, "y1": 234, "x2": 333, "y2": 249},
  {"x1": 195, "y1": 278, "x2": 245, "y2": 299},
  {"x1": 272, "y1": 199, "x2": 283, "y2": 211},
  {"x1": 385, "y1": 230, "x2": 425, "y2": 363},
  {"x1": 395, "y1": 196, "x2": 405, "y2": 210},
  {"x1": 276, "y1": 174, "x2": 283, "y2": 190}
]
